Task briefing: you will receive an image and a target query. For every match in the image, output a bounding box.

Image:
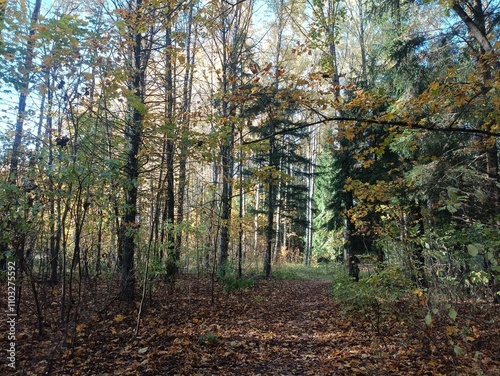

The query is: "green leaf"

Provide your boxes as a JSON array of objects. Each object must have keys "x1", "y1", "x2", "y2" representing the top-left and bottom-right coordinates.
[
  {"x1": 425, "y1": 313, "x2": 432, "y2": 325},
  {"x1": 467, "y1": 243, "x2": 483, "y2": 257},
  {"x1": 448, "y1": 308, "x2": 457, "y2": 320},
  {"x1": 454, "y1": 345, "x2": 465, "y2": 356},
  {"x1": 129, "y1": 95, "x2": 147, "y2": 115}
]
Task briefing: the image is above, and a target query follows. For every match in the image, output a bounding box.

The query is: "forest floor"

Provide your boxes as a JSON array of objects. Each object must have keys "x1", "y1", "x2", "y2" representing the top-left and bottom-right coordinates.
[{"x1": 2, "y1": 271, "x2": 499, "y2": 375}]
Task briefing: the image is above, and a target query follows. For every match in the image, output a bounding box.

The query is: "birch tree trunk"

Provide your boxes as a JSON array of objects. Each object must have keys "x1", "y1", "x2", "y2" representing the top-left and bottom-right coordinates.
[{"x1": 304, "y1": 126, "x2": 318, "y2": 266}]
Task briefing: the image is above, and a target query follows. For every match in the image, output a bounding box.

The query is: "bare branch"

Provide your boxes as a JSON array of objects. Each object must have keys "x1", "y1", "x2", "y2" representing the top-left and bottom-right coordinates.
[{"x1": 242, "y1": 114, "x2": 500, "y2": 145}]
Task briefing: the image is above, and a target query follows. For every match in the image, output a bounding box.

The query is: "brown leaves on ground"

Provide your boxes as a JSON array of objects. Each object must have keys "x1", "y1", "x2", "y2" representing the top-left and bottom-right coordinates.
[{"x1": 2, "y1": 276, "x2": 499, "y2": 375}]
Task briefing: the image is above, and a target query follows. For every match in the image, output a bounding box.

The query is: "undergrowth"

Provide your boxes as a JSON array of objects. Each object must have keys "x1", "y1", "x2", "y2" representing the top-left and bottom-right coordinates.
[
  {"x1": 220, "y1": 274, "x2": 256, "y2": 293},
  {"x1": 328, "y1": 264, "x2": 427, "y2": 350},
  {"x1": 272, "y1": 262, "x2": 338, "y2": 280},
  {"x1": 330, "y1": 264, "x2": 414, "y2": 312}
]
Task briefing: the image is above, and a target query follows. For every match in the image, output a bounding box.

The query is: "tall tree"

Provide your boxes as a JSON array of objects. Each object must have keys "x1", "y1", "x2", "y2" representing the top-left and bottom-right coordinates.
[
  {"x1": 116, "y1": 0, "x2": 152, "y2": 302},
  {"x1": 0, "y1": 0, "x2": 41, "y2": 282},
  {"x1": 162, "y1": 2, "x2": 178, "y2": 279},
  {"x1": 310, "y1": 0, "x2": 362, "y2": 273},
  {"x1": 174, "y1": 1, "x2": 197, "y2": 276},
  {"x1": 202, "y1": 0, "x2": 254, "y2": 274}
]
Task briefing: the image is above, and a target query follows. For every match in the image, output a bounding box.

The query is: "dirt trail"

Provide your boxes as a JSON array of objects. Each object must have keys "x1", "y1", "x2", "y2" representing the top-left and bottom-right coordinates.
[
  {"x1": 160, "y1": 279, "x2": 366, "y2": 375},
  {"x1": 9, "y1": 277, "x2": 499, "y2": 375},
  {"x1": 221, "y1": 280, "x2": 342, "y2": 375}
]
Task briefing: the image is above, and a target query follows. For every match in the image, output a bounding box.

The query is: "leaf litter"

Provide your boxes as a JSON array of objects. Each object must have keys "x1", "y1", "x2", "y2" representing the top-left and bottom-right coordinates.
[{"x1": 2, "y1": 276, "x2": 499, "y2": 375}]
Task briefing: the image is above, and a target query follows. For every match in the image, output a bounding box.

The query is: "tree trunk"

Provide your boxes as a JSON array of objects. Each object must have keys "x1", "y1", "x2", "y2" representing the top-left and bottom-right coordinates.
[
  {"x1": 174, "y1": 2, "x2": 196, "y2": 275},
  {"x1": 219, "y1": 136, "x2": 234, "y2": 273},
  {"x1": 357, "y1": 0, "x2": 368, "y2": 84},
  {"x1": 272, "y1": 158, "x2": 282, "y2": 262},
  {"x1": 264, "y1": 134, "x2": 276, "y2": 278},
  {"x1": 118, "y1": 112, "x2": 141, "y2": 301},
  {"x1": 215, "y1": 0, "x2": 251, "y2": 274},
  {"x1": 304, "y1": 127, "x2": 318, "y2": 266},
  {"x1": 164, "y1": 15, "x2": 177, "y2": 279},
  {"x1": 118, "y1": 0, "x2": 147, "y2": 302},
  {"x1": 2, "y1": 0, "x2": 41, "y2": 304},
  {"x1": 343, "y1": 190, "x2": 356, "y2": 267},
  {"x1": 410, "y1": 203, "x2": 428, "y2": 288},
  {"x1": 253, "y1": 183, "x2": 260, "y2": 256},
  {"x1": 237, "y1": 128, "x2": 245, "y2": 278}
]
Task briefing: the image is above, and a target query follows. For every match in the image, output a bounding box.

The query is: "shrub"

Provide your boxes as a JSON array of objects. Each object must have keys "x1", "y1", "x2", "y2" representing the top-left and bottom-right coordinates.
[{"x1": 330, "y1": 264, "x2": 414, "y2": 315}]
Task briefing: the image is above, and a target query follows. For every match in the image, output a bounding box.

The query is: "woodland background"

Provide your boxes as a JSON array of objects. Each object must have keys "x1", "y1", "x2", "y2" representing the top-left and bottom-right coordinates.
[{"x1": 0, "y1": 0, "x2": 499, "y2": 374}]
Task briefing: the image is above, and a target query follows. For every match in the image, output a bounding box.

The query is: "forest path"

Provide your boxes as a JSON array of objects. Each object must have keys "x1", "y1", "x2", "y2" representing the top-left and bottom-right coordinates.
[
  {"x1": 219, "y1": 279, "x2": 344, "y2": 375},
  {"x1": 157, "y1": 278, "x2": 372, "y2": 375},
  {"x1": 13, "y1": 276, "x2": 499, "y2": 375}
]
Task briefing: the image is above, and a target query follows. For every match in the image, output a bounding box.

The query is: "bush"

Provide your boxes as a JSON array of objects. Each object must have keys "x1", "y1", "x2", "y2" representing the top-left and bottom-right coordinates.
[
  {"x1": 330, "y1": 264, "x2": 414, "y2": 313},
  {"x1": 220, "y1": 274, "x2": 255, "y2": 293},
  {"x1": 217, "y1": 262, "x2": 256, "y2": 293}
]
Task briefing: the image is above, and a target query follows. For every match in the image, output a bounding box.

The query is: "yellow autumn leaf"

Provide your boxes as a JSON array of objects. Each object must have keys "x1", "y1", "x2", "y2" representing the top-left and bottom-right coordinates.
[
  {"x1": 429, "y1": 81, "x2": 439, "y2": 90},
  {"x1": 114, "y1": 314, "x2": 125, "y2": 322},
  {"x1": 74, "y1": 347, "x2": 85, "y2": 355},
  {"x1": 363, "y1": 160, "x2": 374, "y2": 168},
  {"x1": 429, "y1": 81, "x2": 439, "y2": 95},
  {"x1": 446, "y1": 326, "x2": 458, "y2": 335},
  {"x1": 263, "y1": 332, "x2": 274, "y2": 339},
  {"x1": 76, "y1": 323, "x2": 88, "y2": 332},
  {"x1": 413, "y1": 288, "x2": 423, "y2": 297}
]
